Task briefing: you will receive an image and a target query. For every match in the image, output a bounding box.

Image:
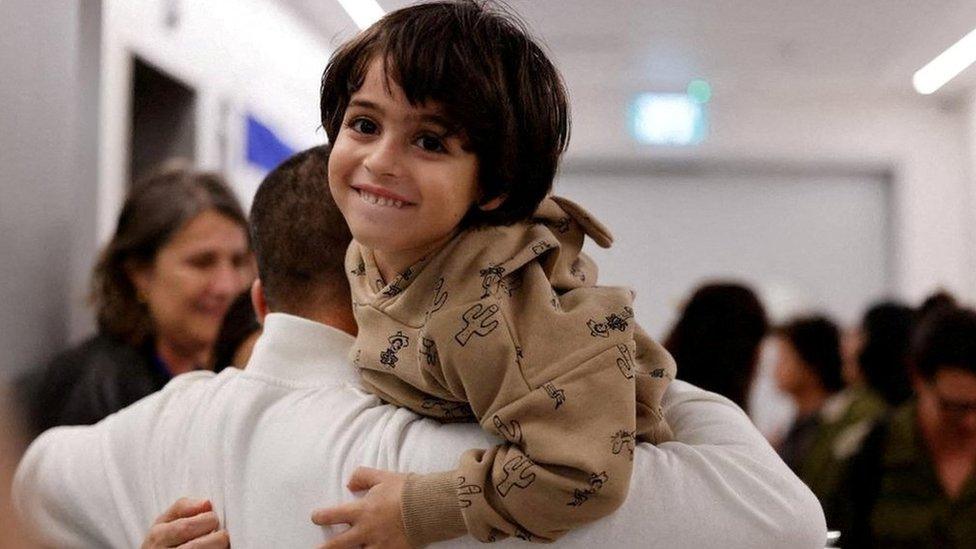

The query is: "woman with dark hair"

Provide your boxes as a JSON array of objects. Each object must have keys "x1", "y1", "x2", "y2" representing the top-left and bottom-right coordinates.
[
  {"x1": 18, "y1": 166, "x2": 253, "y2": 437},
  {"x1": 664, "y1": 282, "x2": 769, "y2": 412}
]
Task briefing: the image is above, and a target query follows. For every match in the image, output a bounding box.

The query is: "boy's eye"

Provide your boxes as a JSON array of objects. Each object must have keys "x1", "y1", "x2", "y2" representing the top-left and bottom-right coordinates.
[
  {"x1": 349, "y1": 117, "x2": 378, "y2": 135},
  {"x1": 416, "y1": 134, "x2": 446, "y2": 153}
]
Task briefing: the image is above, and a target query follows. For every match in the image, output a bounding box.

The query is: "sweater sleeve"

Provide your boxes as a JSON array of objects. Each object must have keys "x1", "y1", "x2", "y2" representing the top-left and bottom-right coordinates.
[
  {"x1": 12, "y1": 372, "x2": 216, "y2": 548},
  {"x1": 13, "y1": 399, "x2": 165, "y2": 548},
  {"x1": 398, "y1": 265, "x2": 674, "y2": 545}
]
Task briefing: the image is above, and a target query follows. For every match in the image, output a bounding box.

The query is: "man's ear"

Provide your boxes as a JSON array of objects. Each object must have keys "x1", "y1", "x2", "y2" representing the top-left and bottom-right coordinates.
[
  {"x1": 478, "y1": 194, "x2": 507, "y2": 212},
  {"x1": 251, "y1": 279, "x2": 270, "y2": 324}
]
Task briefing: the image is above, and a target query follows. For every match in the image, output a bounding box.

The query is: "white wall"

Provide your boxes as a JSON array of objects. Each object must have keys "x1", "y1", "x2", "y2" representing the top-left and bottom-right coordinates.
[
  {"x1": 558, "y1": 170, "x2": 890, "y2": 335},
  {"x1": 99, "y1": 0, "x2": 332, "y2": 243},
  {"x1": 97, "y1": 1, "x2": 974, "y2": 313},
  {"x1": 966, "y1": 90, "x2": 976, "y2": 302},
  {"x1": 563, "y1": 87, "x2": 974, "y2": 307},
  {"x1": 0, "y1": 1, "x2": 101, "y2": 377}
]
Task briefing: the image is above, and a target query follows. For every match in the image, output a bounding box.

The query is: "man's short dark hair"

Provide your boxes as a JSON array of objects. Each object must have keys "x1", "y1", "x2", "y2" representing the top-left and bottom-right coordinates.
[
  {"x1": 912, "y1": 306, "x2": 976, "y2": 379},
  {"x1": 779, "y1": 315, "x2": 844, "y2": 393},
  {"x1": 320, "y1": 0, "x2": 569, "y2": 226},
  {"x1": 249, "y1": 145, "x2": 352, "y2": 314}
]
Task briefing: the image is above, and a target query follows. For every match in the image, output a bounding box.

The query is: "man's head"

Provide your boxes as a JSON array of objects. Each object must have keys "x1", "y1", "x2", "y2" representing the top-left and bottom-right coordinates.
[
  {"x1": 320, "y1": 0, "x2": 568, "y2": 230},
  {"x1": 912, "y1": 306, "x2": 976, "y2": 439},
  {"x1": 249, "y1": 145, "x2": 355, "y2": 333}
]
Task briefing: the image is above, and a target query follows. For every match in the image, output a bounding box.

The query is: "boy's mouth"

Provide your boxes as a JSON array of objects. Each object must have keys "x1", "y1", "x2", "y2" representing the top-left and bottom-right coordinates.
[{"x1": 354, "y1": 186, "x2": 414, "y2": 209}]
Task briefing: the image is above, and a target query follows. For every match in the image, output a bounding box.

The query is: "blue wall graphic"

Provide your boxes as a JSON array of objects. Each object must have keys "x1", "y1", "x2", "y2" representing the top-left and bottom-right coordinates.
[{"x1": 245, "y1": 114, "x2": 296, "y2": 172}]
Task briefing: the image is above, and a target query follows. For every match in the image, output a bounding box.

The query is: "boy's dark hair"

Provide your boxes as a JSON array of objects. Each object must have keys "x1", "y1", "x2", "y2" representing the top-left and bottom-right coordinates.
[
  {"x1": 912, "y1": 306, "x2": 976, "y2": 379},
  {"x1": 779, "y1": 315, "x2": 844, "y2": 393},
  {"x1": 858, "y1": 301, "x2": 914, "y2": 405},
  {"x1": 665, "y1": 282, "x2": 768, "y2": 412},
  {"x1": 320, "y1": 0, "x2": 569, "y2": 226},
  {"x1": 249, "y1": 145, "x2": 352, "y2": 315}
]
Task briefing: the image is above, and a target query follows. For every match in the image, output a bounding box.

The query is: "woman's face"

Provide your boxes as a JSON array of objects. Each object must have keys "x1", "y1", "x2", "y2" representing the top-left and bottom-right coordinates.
[{"x1": 132, "y1": 209, "x2": 253, "y2": 356}]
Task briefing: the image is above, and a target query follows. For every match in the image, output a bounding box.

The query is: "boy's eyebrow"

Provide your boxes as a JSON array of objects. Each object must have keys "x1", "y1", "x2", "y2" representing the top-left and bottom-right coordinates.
[
  {"x1": 413, "y1": 113, "x2": 456, "y2": 133},
  {"x1": 348, "y1": 98, "x2": 382, "y2": 111}
]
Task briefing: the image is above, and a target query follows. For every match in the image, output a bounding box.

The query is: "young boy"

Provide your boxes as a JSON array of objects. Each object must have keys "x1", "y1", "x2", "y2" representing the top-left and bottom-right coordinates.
[{"x1": 316, "y1": 1, "x2": 675, "y2": 546}]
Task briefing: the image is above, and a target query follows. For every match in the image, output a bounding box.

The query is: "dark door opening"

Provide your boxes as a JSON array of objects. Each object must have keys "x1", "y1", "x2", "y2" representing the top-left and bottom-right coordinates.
[{"x1": 129, "y1": 56, "x2": 196, "y2": 183}]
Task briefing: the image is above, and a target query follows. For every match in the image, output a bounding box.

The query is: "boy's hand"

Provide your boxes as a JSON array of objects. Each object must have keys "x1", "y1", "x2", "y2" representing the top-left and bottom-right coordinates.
[
  {"x1": 311, "y1": 466, "x2": 412, "y2": 549},
  {"x1": 141, "y1": 498, "x2": 229, "y2": 548}
]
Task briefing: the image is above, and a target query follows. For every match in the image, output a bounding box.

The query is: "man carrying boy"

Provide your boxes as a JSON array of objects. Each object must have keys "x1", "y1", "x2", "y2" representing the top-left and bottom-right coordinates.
[{"x1": 14, "y1": 144, "x2": 826, "y2": 548}]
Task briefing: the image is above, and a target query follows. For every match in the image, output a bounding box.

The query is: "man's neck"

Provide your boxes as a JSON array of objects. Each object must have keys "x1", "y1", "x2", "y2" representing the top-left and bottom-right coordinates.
[
  {"x1": 304, "y1": 311, "x2": 357, "y2": 337},
  {"x1": 277, "y1": 304, "x2": 357, "y2": 337}
]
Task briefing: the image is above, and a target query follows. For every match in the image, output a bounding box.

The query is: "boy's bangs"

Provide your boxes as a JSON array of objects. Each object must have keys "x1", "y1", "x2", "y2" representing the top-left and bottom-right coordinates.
[{"x1": 375, "y1": 23, "x2": 488, "y2": 138}]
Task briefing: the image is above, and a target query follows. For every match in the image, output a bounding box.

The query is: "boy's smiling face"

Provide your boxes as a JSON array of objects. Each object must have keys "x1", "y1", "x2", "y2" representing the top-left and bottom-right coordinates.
[{"x1": 329, "y1": 57, "x2": 485, "y2": 279}]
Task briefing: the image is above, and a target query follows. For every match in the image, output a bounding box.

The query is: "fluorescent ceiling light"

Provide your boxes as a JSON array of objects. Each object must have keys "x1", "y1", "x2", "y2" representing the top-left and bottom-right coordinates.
[
  {"x1": 337, "y1": 0, "x2": 385, "y2": 30},
  {"x1": 913, "y1": 26, "x2": 976, "y2": 94}
]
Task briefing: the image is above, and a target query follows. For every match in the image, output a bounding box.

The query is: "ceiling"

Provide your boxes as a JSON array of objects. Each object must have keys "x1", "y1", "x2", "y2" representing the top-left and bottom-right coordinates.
[{"x1": 279, "y1": 0, "x2": 976, "y2": 100}]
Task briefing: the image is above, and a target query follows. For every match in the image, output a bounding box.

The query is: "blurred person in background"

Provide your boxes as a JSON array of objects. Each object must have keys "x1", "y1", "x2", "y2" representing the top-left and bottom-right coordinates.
[
  {"x1": 212, "y1": 291, "x2": 261, "y2": 372},
  {"x1": 854, "y1": 302, "x2": 914, "y2": 407},
  {"x1": 17, "y1": 166, "x2": 253, "y2": 438},
  {"x1": 811, "y1": 302, "x2": 910, "y2": 528},
  {"x1": 839, "y1": 305, "x2": 976, "y2": 548},
  {"x1": 772, "y1": 315, "x2": 844, "y2": 479},
  {"x1": 915, "y1": 290, "x2": 957, "y2": 325},
  {"x1": 664, "y1": 281, "x2": 769, "y2": 412}
]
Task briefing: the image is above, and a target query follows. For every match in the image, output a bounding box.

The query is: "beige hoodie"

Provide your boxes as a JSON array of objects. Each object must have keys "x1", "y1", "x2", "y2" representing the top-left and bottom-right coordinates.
[{"x1": 347, "y1": 196, "x2": 675, "y2": 546}]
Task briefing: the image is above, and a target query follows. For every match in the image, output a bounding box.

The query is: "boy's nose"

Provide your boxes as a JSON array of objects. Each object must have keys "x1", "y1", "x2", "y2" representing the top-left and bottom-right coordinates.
[{"x1": 364, "y1": 137, "x2": 402, "y2": 179}]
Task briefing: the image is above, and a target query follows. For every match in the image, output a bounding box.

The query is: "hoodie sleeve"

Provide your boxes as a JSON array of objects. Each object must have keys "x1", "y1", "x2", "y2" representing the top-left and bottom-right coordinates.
[{"x1": 398, "y1": 258, "x2": 675, "y2": 546}]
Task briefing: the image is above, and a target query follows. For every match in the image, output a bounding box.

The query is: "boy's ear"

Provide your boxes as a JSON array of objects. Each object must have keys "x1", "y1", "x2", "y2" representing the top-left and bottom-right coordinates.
[{"x1": 478, "y1": 194, "x2": 507, "y2": 212}]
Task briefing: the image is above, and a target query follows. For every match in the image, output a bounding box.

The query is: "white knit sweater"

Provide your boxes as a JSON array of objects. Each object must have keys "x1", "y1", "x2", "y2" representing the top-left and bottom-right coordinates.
[{"x1": 14, "y1": 313, "x2": 825, "y2": 548}]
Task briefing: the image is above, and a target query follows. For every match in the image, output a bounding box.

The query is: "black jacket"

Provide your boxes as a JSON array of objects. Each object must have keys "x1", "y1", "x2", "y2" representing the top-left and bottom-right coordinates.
[{"x1": 16, "y1": 334, "x2": 170, "y2": 439}]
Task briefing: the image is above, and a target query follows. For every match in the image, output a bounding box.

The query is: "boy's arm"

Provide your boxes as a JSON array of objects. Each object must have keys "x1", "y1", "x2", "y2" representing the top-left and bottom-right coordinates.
[
  {"x1": 398, "y1": 282, "x2": 660, "y2": 545},
  {"x1": 401, "y1": 345, "x2": 647, "y2": 545},
  {"x1": 391, "y1": 380, "x2": 826, "y2": 548}
]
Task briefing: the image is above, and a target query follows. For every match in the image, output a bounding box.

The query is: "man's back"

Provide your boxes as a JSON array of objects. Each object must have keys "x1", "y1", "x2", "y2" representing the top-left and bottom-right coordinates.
[
  {"x1": 16, "y1": 313, "x2": 827, "y2": 548},
  {"x1": 17, "y1": 314, "x2": 459, "y2": 547}
]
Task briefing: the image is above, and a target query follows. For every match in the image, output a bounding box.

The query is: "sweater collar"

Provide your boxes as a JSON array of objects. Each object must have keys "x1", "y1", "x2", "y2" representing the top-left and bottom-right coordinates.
[{"x1": 244, "y1": 313, "x2": 358, "y2": 387}]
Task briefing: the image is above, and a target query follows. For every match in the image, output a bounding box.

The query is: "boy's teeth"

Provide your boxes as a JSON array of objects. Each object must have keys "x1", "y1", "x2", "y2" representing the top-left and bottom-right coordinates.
[{"x1": 359, "y1": 189, "x2": 406, "y2": 208}]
